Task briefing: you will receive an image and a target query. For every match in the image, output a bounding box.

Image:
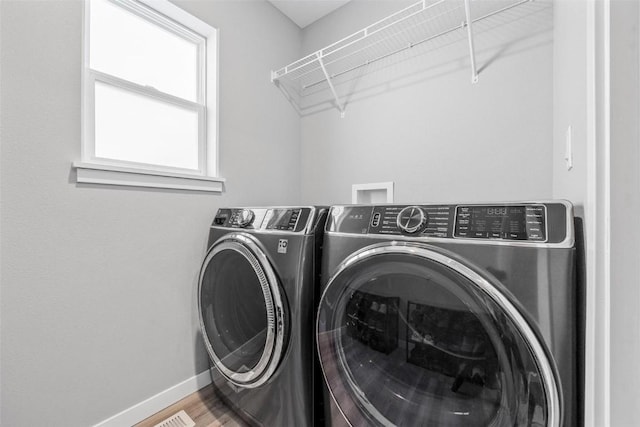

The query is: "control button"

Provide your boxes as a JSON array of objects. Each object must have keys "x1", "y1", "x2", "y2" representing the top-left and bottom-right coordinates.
[
  {"x1": 397, "y1": 206, "x2": 427, "y2": 234},
  {"x1": 236, "y1": 209, "x2": 255, "y2": 228},
  {"x1": 371, "y1": 212, "x2": 381, "y2": 228}
]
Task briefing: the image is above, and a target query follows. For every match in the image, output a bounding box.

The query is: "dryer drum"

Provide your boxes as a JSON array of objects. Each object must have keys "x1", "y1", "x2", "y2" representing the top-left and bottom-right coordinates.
[{"x1": 316, "y1": 243, "x2": 562, "y2": 427}]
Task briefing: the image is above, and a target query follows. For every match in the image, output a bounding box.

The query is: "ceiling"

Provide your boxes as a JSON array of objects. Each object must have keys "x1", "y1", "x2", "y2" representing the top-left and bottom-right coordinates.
[{"x1": 267, "y1": 0, "x2": 352, "y2": 28}]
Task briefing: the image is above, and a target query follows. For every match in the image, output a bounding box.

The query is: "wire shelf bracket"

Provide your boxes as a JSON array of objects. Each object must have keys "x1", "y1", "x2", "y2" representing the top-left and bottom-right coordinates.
[
  {"x1": 317, "y1": 53, "x2": 346, "y2": 118},
  {"x1": 271, "y1": 0, "x2": 533, "y2": 116},
  {"x1": 463, "y1": 0, "x2": 479, "y2": 84}
]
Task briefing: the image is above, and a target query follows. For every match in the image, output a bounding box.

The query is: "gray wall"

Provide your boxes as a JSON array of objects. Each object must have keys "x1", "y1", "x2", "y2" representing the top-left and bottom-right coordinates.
[
  {"x1": 552, "y1": 0, "x2": 588, "y2": 211},
  {"x1": 299, "y1": 0, "x2": 555, "y2": 205},
  {"x1": 0, "y1": 1, "x2": 300, "y2": 425}
]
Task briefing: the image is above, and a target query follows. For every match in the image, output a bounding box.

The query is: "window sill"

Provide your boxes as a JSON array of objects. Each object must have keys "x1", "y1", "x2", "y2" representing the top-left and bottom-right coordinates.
[{"x1": 73, "y1": 162, "x2": 225, "y2": 193}]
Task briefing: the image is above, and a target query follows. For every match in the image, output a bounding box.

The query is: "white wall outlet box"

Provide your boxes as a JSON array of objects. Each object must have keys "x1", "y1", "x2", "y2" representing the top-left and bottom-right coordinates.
[{"x1": 352, "y1": 182, "x2": 394, "y2": 204}]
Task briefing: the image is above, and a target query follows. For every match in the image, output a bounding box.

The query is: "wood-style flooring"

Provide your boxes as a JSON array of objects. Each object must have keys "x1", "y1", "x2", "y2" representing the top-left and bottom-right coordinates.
[{"x1": 134, "y1": 385, "x2": 249, "y2": 427}]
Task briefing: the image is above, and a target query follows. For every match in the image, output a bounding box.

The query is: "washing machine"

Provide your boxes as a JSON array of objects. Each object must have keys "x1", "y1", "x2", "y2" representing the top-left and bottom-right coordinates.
[
  {"x1": 317, "y1": 201, "x2": 582, "y2": 427},
  {"x1": 198, "y1": 206, "x2": 328, "y2": 426}
]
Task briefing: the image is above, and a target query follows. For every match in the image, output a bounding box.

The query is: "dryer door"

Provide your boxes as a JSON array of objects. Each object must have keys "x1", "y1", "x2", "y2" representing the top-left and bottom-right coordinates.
[
  {"x1": 198, "y1": 233, "x2": 287, "y2": 389},
  {"x1": 317, "y1": 243, "x2": 561, "y2": 427}
]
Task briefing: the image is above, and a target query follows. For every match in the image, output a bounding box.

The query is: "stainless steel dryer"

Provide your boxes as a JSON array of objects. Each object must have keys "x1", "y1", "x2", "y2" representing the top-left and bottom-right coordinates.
[
  {"x1": 317, "y1": 201, "x2": 581, "y2": 427},
  {"x1": 198, "y1": 206, "x2": 327, "y2": 426}
]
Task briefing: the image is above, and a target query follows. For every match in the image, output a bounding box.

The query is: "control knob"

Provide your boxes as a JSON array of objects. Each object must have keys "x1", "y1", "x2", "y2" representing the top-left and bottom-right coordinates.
[
  {"x1": 236, "y1": 209, "x2": 255, "y2": 227},
  {"x1": 397, "y1": 206, "x2": 427, "y2": 234}
]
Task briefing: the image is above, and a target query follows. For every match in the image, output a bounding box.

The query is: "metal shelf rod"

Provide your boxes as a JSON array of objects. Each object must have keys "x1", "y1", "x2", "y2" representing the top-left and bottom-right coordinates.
[{"x1": 473, "y1": 0, "x2": 531, "y2": 25}]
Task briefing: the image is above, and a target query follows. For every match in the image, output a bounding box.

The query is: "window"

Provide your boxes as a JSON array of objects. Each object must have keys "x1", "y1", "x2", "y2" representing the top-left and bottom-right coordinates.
[{"x1": 77, "y1": 0, "x2": 222, "y2": 192}]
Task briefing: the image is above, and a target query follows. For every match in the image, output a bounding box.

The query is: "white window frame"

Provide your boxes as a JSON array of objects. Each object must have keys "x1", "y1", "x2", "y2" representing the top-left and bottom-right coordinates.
[{"x1": 76, "y1": 0, "x2": 223, "y2": 192}]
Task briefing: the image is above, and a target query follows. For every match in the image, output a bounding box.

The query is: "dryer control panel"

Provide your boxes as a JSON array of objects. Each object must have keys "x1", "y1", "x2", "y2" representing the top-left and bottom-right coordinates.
[
  {"x1": 327, "y1": 202, "x2": 573, "y2": 246},
  {"x1": 212, "y1": 207, "x2": 313, "y2": 233}
]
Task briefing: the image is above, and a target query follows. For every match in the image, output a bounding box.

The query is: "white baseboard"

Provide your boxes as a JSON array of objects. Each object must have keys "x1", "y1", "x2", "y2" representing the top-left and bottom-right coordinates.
[{"x1": 93, "y1": 370, "x2": 212, "y2": 427}]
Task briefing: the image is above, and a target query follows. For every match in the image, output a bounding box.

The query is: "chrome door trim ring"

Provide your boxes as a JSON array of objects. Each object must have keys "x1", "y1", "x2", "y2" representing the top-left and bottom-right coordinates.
[
  {"x1": 198, "y1": 232, "x2": 286, "y2": 389},
  {"x1": 316, "y1": 242, "x2": 562, "y2": 427}
]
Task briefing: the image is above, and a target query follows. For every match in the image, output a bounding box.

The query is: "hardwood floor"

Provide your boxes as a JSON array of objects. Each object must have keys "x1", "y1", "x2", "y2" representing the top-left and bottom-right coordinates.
[{"x1": 134, "y1": 385, "x2": 249, "y2": 427}]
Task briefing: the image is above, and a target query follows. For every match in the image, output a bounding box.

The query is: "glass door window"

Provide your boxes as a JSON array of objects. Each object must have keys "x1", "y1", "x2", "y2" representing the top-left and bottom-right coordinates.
[
  {"x1": 199, "y1": 235, "x2": 286, "y2": 388},
  {"x1": 201, "y1": 248, "x2": 268, "y2": 372},
  {"x1": 317, "y1": 244, "x2": 560, "y2": 427}
]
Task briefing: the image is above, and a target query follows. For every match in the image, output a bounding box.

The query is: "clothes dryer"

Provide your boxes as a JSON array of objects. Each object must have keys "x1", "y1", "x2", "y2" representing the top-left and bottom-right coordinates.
[
  {"x1": 198, "y1": 206, "x2": 327, "y2": 426},
  {"x1": 317, "y1": 201, "x2": 581, "y2": 426}
]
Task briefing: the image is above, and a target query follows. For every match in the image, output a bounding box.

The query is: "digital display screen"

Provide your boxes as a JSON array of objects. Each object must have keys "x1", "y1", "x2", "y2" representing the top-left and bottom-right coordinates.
[
  {"x1": 454, "y1": 205, "x2": 546, "y2": 241},
  {"x1": 265, "y1": 209, "x2": 300, "y2": 230},
  {"x1": 486, "y1": 207, "x2": 508, "y2": 216}
]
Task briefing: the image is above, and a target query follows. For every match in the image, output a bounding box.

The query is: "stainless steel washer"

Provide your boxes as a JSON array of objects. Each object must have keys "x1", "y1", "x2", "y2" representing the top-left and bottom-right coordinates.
[{"x1": 317, "y1": 201, "x2": 582, "y2": 426}]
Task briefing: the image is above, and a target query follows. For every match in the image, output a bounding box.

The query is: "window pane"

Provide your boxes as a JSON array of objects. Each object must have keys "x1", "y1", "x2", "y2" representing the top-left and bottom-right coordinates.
[
  {"x1": 90, "y1": 0, "x2": 199, "y2": 102},
  {"x1": 94, "y1": 82, "x2": 199, "y2": 170}
]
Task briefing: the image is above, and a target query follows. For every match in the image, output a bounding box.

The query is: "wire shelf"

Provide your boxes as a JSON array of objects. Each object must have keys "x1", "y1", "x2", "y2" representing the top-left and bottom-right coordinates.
[{"x1": 271, "y1": 0, "x2": 532, "y2": 116}]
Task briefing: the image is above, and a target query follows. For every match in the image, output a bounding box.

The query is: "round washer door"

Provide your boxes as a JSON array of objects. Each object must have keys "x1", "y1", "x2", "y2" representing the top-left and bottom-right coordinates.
[
  {"x1": 198, "y1": 233, "x2": 287, "y2": 388},
  {"x1": 317, "y1": 242, "x2": 561, "y2": 427}
]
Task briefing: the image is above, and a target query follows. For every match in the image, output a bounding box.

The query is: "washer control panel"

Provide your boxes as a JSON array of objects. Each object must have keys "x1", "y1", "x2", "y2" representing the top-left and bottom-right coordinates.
[
  {"x1": 454, "y1": 205, "x2": 545, "y2": 241},
  {"x1": 213, "y1": 207, "x2": 310, "y2": 233},
  {"x1": 327, "y1": 202, "x2": 571, "y2": 245}
]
